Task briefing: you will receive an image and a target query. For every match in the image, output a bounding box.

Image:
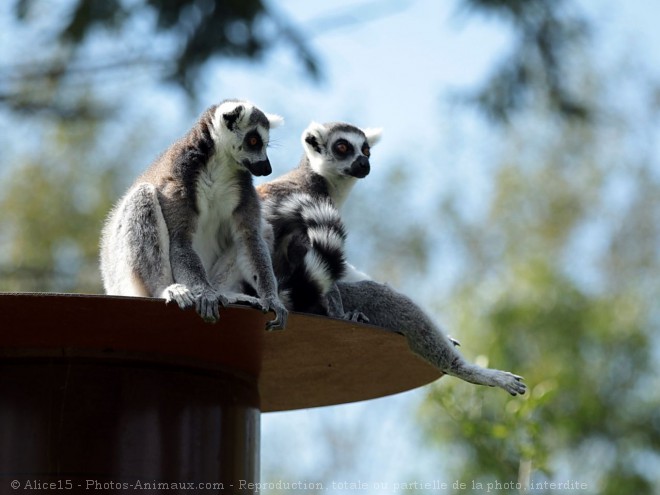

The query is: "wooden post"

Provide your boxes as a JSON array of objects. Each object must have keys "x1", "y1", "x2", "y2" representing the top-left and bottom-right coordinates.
[
  {"x1": 1, "y1": 360, "x2": 259, "y2": 491},
  {"x1": 0, "y1": 294, "x2": 441, "y2": 493}
]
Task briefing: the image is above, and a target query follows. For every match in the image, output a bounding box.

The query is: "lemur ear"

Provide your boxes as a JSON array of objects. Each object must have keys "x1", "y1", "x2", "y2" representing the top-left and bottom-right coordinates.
[
  {"x1": 266, "y1": 113, "x2": 284, "y2": 129},
  {"x1": 363, "y1": 128, "x2": 383, "y2": 146},
  {"x1": 222, "y1": 104, "x2": 245, "y2": 131},
  {"x1": 302, "y1": 121, "x2": 328, "y2": 154}
]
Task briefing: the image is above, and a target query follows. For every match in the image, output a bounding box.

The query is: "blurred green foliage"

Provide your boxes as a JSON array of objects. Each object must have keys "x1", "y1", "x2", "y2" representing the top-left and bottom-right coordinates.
[
  {"x1": 7, "y1": 0, "x2": 318, "y2": 109},
  {"x1": 0, "y1": 109, "x2": 143, "y2": 292},
  {"x1": 4, "y1": 0, "x2": 589, "y2": 122},
  {"x1": 418, "y1": 106, "x2": 660, "y2": 492},
  {"x1": 459, "y1": 0, "x2": 591, "y2": 122}
]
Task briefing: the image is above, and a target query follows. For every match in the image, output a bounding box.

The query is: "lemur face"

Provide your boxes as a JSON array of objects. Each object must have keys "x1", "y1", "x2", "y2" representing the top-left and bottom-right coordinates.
[
  {"x1": 212, "y1": 100, "x2": 283, "y2": 177},
  {"x1": 302, "y1": 122, "x2": 382, "y2": 180}
]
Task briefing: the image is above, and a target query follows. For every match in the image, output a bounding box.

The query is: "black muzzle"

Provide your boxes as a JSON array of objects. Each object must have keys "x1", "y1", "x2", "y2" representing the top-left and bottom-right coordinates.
[
  {"x1": 348, "y1": 156, "x2": 370, "y2": 178},
  {"x1": 243, "y1": 159, "x2": 272, "y2": 177}
]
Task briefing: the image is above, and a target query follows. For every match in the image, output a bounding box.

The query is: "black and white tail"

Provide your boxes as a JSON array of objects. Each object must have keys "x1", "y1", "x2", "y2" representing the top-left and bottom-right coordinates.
[{"x1": 263, "y1": 192, "x2": 347, "y2": 313}]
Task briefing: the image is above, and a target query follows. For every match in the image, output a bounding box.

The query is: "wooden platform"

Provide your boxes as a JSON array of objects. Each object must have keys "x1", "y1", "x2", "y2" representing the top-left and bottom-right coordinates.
[{"x1": 0, "y1": 293, "x2": 441, "y2": 412}]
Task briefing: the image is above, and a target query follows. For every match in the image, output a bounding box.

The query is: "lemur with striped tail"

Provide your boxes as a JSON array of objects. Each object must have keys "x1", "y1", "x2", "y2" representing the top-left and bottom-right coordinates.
[
  {"x1": 257, "y1": 122, "x2": 380, "y2": 319},
  {"x1": 257, "y1": 121, "x2": 526, "y2": 395}
]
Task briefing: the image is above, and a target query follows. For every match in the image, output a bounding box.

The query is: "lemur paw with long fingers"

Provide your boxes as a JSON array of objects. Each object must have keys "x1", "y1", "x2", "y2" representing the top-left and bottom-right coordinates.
[
  {"x1": 220, "y1": 293, "x2": 287, "y2": 330},
  {"x1": 194, "y1": 287, "x2": 220, "y2": 323},
  {"x1": 163, "y1": 283, "x2": 195, "y2": 309},
  {"x1": 344, "y1": 310, "x2": 370, "y2": 323},
  {"x1": 163, "y1": 284, "x2": 219, "y2": 323},
  {"x1": 494, "y1": 371, "x2": 526, "y2": 396},
  {"x1": 224, "y1": 292, "x2": 262, "y2": 308},
  {"x1": 263, "y1": 297, "x2": 288, "y2": 331}
]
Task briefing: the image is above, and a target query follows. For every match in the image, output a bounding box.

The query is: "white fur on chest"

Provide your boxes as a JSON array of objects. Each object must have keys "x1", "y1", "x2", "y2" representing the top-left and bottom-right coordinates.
[
  {"x1": 192, "y1": 159, "x2": 241, "y2": 270},
  {"x1": 307, "y1": 157, "x2": 356, "y2": 208}
]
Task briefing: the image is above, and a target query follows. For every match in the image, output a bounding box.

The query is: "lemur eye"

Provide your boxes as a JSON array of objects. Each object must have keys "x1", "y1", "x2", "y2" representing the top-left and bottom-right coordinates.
[
  {"x1": 332, "y1": 139, "x2": 353, "y2": 157},
  {"x1": 245, "y1": 131, "x2": 262, "y2": 150}
]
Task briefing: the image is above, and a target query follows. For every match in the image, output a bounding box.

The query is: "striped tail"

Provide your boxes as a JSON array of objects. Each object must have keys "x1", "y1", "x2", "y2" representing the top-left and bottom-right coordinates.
[{"x1": 263, "y1": 192, "x2": 347, "y2": 312}]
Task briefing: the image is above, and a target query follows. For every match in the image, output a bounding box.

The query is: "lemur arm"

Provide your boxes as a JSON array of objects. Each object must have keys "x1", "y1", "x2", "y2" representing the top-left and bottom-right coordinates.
[
  {"x1": 232, "y1": 186, "x2": 288, "y2": 330},
  {"x1": 161, "y1": 198, "x2": 220, "y2": 322}
]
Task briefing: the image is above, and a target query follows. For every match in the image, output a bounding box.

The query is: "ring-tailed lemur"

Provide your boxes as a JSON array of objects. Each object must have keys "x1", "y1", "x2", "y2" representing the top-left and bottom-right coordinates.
[
  {"x1": 258, "y1": 121, "x2": 525, "y2": 395},
  {"x1": 257, "y1": 122, "x2": 380, "y2": 318},
  {"x1": 100, "y1": 100, "x2": 288, "y2": 330}
]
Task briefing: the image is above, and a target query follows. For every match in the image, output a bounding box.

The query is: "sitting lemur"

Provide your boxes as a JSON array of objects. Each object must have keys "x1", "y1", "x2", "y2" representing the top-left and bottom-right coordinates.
[
  {"x1": 257, "y1": 122, "x2": 526, "y2": 395},
  {"x1": 100, "y1": 100, "x2": 287, "y2": 330}
]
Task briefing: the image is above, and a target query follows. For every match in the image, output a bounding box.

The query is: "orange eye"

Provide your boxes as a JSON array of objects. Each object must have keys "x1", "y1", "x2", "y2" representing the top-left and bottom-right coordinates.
[
  {"x1": 362, "y1": 145, "x2": 370, "y2": 157},
  {"x1": 245, "y1": 132, "x2": 262, "y2": 149},
  {"x1": 337, "y1": 143, "x2": 347, "y2": 153}
]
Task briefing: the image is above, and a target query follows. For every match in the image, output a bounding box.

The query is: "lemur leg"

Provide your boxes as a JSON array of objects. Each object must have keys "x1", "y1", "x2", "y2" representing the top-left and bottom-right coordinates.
[
  {"x1": 234, "y1": 210, "x2": 288, "y2": 331},
  {"x1": 336, "y1": 280, "x2": 526, "y2": 396},
  {"x1": 102, "y1": 184, "x2": 185, "y2": 303},
  {"x1": 405, "y1": 326, "x2": 526, "y2": 396},
  {"x1": 207, "y1": 244, "x2": 280, "y2": 313},
  {"x1": 236, "y1": 240, "x2": 288, "y2": 330},
  {"x1": 206, "y1": 249, "x2": 249, "y2": 309},
  {"x1": 326, "y1": 283, "x2": 370, "y2": 322},
  {"x1": 101, "y1": 183, "x2": 215, "y2": 318}
]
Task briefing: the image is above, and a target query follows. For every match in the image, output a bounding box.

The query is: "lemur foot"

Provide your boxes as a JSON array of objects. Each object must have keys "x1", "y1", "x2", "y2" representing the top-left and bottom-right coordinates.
[
  {"x1": 224, "y1": 293, "x2": 263, "y2": 308},
  {"x1": 343, "y1": 310, "x2": 370, "y2": 323},
  {"x1": 163, "y1": 283, "x2": 195, "y2": 309},
  {"x1": 497, "y1": 370, "x2": 527, "y2": 396},
  {"x1": 216, "y1": 293, "x2": 231, "y2": 307},
  {"x1": 451, "y1": 361, "x2": 526, "y2": 396},
  {"x1": 484, "y1": 369, "x2": 526, "y2": 396},
  {"x1": 162, "y1": 284, "x2": 219, "y2": 323},
  {"x1": 220, "y1": 293, "x2": 287, "y2": 331}
]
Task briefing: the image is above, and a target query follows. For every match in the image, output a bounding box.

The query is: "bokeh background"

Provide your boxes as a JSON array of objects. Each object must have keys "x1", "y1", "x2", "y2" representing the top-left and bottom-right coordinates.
[{"x1": 1, "y1": 1, "x2": 659, "y2": 493}]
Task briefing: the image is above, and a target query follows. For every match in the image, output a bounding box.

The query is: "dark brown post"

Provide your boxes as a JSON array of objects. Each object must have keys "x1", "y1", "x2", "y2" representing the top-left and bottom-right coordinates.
[
  {"x1": 0, "y1": 294, "x2": 441, "y2": 494},
  {"x1": 0, "y1": 359, "x2": 260, "y2": 492}
]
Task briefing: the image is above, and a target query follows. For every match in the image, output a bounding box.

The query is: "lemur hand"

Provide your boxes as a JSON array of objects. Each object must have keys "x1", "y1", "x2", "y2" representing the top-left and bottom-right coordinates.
[
  {"x1": 163, "y1": 284, "x2": 220, "y2": 323},
  {"x1": 263, "y1": 297, "x2": 288, "y2": 331},
  {"x1": 222, "y1": 293, "x2": 287, "y2": 330}
]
